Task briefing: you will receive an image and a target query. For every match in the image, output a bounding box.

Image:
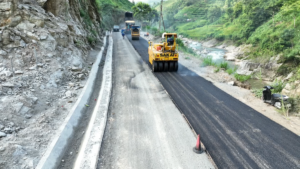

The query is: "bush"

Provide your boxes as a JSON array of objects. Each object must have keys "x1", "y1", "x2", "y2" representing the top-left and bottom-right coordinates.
[
  {"x1": 203, "y1": 56, "x2": 215, "y2": 66},
  {"x1": 234, "y1": 74, "x2": 251, "y2": 82},
  {"x1": 251, "y1": 88, "x2": 263, "y2": 98},
  {"x1": 226, "y1": 68, "x2": 234, "y2": 75},
  {"x1": 215, "y1": 34, "x2": 225, "y2": 41},
  {"x1": 215, "y1": 67, "x2": 220, "y2": 73},
  {"x1": 176, "y1": 38, "x2": 184, "y2": 47},
  {"x1": 272, "y1": 79, "x2": 285, "y2": 93},
  {"x1": 219, "y1": 62, "x2": 229, "y2": 70}
]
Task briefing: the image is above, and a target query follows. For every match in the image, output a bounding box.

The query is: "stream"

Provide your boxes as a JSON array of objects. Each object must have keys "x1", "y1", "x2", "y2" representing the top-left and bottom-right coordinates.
[{"x1": 187, "y1": 41, "x2": 267, "y2": 89}]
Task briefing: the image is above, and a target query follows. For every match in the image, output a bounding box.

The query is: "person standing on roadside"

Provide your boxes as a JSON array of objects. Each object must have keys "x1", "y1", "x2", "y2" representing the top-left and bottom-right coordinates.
[{"x1": 121, "y1": 28, "x2": 125, "y2": 39}]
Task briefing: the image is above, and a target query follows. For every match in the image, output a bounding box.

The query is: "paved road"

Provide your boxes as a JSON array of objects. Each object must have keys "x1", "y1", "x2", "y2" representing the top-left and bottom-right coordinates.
[
  {"x1": 128, "y1": 35, "x2": 300, "y2": 169},
  {"x1": 97, "y1": 33, "x2": 214, "y2": 169}
]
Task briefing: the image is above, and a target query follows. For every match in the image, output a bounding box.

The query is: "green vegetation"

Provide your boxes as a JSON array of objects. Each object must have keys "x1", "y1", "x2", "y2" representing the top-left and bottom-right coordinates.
[
  {"x1": 234, "y1": 74, "x2": 251, "y2": 82},
  {"x1": 132, "y1": 2, "x2": 159, "y2": 23},
  {"x1": 251, "y1": 88, "x2": 264, "y2": 98},
  {"x1": 272, "y1": 79, "x2": 286, "y2": 93},
  {"x1": 219, "y1": 62, "x2": 229, "y2": 70},
  {"x1": 226, "y1": 68, "x2": 234, "y2": 75},
  {"x1": 96, "y1": 0, "x2": 134, "y2": 29},
  {"x1": 203, "y1": 56, "x2": 215, "y2": 66},
  {"x1": 157, "y1": 0, "x2": 300, "y2": 77}
]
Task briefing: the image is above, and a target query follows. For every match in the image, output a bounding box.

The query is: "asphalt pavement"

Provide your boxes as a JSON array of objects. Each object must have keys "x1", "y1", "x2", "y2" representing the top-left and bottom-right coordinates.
[
  {"x1": 97, "y1": 33, "x2": 214, "y2": 169},
  {"x1": 127, "y1": 34, "x2": 300, "y2": 169}
]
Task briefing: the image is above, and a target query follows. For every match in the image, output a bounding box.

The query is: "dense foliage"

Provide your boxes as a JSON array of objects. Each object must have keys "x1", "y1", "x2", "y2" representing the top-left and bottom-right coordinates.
[
  {"x1": 132, "y1": 2, "x2": 159, "y2": 23},
  {"x1": 157, "y1": 0, "x2": 300, "y2": 76},
  {"x1": 158, "y1": 0, "x2": 299, "y2": 56},
  {"x1": 96, "y1": 0, "x2": 134, "y2": 29}
]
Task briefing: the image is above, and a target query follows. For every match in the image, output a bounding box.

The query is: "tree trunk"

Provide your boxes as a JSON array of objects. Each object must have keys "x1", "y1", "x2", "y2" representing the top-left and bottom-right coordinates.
[{"x1": 294, "y1": 17, "x2": 296, "y2": 28}]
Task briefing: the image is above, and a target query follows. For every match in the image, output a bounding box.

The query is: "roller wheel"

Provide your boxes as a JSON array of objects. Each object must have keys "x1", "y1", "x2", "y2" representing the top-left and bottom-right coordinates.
[
  {"x1": 163, "y1": 62, "x2": 169, "y2": 71},
  {"x1": 152, "y1": 61, "x2": 158, "y2": 72},
  {"x1": 158, "y1": 62, "x2": 163, "y2": 72},
  {"x1": 174, "y1": 61, "x2": 178, "y2": 72},
  {"x1": 169, "y1": 62, "x2": 175, "y2": 71}
]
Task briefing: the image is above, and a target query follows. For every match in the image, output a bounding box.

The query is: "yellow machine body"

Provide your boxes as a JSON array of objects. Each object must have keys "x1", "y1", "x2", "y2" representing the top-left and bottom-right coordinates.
[
  {"x1": 148, "y1": 33, "x2": 179, "y2": 72},
  {"x1": 131, "y1": 28, "x2": 140, "y2": 40}
]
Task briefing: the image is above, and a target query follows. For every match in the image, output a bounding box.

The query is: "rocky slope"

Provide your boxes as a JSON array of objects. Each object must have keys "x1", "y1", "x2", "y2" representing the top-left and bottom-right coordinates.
[{"x1": 0, "y1": 0, "x2": 105, "y2": 168}]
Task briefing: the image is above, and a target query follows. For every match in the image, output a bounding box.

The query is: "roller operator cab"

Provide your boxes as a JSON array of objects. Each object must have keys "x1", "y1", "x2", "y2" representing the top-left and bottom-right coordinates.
[
  {"x1": 131, "y1": 26, "x2": 140, "y2": 40},
  {"x1": 148, "y1": 33, "x2": 179, "y2": 72}
]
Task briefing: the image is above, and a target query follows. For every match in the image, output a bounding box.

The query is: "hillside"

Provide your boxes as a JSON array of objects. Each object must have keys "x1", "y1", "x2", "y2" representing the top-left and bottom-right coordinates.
[
  {"x1": 158, "y1": 1, "x2": 299, "y2": 76},
  {"x1": 96, "y1": 0, "x2": 133, "y2": 29}
]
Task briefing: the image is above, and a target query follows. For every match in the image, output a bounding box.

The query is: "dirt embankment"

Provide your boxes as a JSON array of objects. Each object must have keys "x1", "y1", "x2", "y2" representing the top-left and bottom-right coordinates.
[{"x1": 0, "y1": 0, "x2": 105, "y2": 168}]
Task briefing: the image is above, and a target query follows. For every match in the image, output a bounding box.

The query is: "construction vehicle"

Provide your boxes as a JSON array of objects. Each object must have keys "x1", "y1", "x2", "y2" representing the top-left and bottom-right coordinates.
[
  {"x1": 125, "y1": 20, "x2": 135, "y2": 34},
  {"x1": 148, "y1": 33, "x2": 179, "y2": 72},
  {"x1": 125, "y1": 12, "x2": 133, "y2": 21},
  {"x1": 131, "y1": 26, "x2": 140, "y2": 40}
]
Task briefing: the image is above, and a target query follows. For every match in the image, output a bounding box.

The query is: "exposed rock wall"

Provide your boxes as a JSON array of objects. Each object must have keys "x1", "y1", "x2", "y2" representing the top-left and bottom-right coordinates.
[{"x1": 0, "y1": 0, "x2": 104, "y2": 167}]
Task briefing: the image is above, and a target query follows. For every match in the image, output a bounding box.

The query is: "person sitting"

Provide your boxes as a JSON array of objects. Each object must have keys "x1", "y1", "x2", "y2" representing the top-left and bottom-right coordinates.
[{"x1": 167, "y1": 37, "x2": 174, "y2": 46}]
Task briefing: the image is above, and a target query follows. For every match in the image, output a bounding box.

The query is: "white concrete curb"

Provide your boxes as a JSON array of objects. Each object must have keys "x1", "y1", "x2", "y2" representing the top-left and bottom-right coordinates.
[
  {"x1": 74, "y1": 34, "x2": 113, "y2": 169},
  {"x1": 35, "y1": 33, "x2": 108, "y2": 169}
]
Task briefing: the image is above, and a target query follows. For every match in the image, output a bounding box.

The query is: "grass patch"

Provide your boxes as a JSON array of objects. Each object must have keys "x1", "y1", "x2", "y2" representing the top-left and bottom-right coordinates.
[
  {"x1": 219, "y1": 62, "x2": 229, "y2": 70},
  {"x1": 251, "y1": 88, "x2": 263, "y2": 98},
  {"x1": 203, "y1": 56, "x2": 215, "y2": 66},
  {"x1": 272, "y1": 79, "x2": 286, "y2": 93},
  {"x1": 234, "y1": 74, "x2": 251, "y2": 82},
  {"x1": 214, "y1": 67, "x2": 220, "y2": 73},
  {"x1": 226, "y1": 68, "x2": 234, "y2": 75}
]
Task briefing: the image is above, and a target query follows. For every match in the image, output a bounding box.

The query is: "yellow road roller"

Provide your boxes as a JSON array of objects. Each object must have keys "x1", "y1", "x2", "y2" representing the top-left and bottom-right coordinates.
[
  {"x1": 148, "y1": 33, "x2": 179, "y2": 72},
  {"x1": 131, "y1": 26, "x2": 140, "y2": 40}
]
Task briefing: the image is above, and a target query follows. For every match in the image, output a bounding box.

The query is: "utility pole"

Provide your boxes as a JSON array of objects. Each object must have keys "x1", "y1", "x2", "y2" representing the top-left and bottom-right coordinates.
[{"x1": 159, "y1": 0, "x2": 165, "y2": 32}]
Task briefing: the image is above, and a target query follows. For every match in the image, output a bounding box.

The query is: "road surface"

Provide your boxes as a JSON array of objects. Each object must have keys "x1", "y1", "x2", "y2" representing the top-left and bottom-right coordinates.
[
  {"x1": 97, "y1": 33, "x2": 214, "y2": 169},
  {"x1": 127, "y1": 34, "x2": 300, "y2": 169}
]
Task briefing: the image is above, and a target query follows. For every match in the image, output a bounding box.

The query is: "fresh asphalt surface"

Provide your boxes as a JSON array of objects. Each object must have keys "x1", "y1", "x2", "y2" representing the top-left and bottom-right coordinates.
[
  {"x1": 127, "y1": 34, "x2": 300, "y2": 169},
  {"x1": 97, "y1": 33, "x2": 214, "y2": 169}
]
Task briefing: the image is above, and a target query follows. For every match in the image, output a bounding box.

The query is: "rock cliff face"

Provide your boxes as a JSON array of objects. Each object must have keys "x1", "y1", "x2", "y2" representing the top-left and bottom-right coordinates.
[{"x1": 0, "y1": 0, "x2": 104, "y2": 168}]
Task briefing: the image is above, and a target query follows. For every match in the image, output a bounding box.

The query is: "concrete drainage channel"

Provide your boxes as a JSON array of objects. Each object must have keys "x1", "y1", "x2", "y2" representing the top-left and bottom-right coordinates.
[{"x1": 35, "y1": 33, "x2": 113, "y2": 169}]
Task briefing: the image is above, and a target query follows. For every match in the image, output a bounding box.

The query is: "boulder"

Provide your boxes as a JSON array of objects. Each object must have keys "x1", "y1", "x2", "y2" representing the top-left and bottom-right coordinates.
[
  {"x1": 29, "y1": 16, "x2": 44, "y2": 27},
  {"x1": 65, "y1": 90, "x2": 72, "y2": 97},
  {"x1": 284, "y1": 72, "x2": 293, "y2": 81},
  {"x1": 2, "y1": 83, "x2": 14, "y2": 87},
  {"x1": 228, "y1": 81, "x2": 236, "y2": 86},
  {"x1": 0, "y1": 131, "x2": 6, "y2": 137},
  {"x1": 9, "y1": 15, "x2": 22, "y2": 27},
  {"x1": 16, "y1": 21, "x2": 35, "y2": 32},
  {"x1": 2, "y1": 29, "x2": 10, "y2": 45},
  {"x1": 0, "y1": 50, "x2": 7, "y2": 56},
  {"x1": 37, "y1": 0, "x2": 47, "y2": 6},
  {"x1": 39, "y1": 34, "x2": 57, "y2": 51}
]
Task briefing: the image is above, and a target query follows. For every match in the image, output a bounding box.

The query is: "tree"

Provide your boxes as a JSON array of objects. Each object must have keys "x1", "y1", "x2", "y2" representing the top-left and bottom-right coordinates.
[
  {"x1": 207, "y1": 6, "x2": 221, "y2": 22},
  {"x1": 132, "y1": 2, "x2": 152, "y2": 21},
  {"x1": 282, "y1": 1, "x2": 300, "y2": 28},
  {"x1": 226, "y1": 7, "x2": 234, "y2": 22},
  {"x1": 147, "y1": 8, "x2": 159, "y2": 23},
  {"x1": 233, "y1": 2, "x2": 243, "y2": 18}
]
